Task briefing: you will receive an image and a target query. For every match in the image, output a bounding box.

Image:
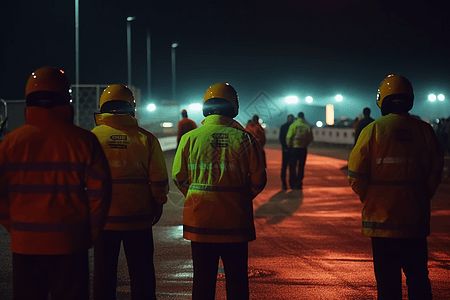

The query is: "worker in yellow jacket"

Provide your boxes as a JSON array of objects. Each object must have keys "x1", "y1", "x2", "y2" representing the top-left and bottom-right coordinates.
[
  {"x1": 92, "y1": 84, "x2": 169, "y2": 300},
  {"x1": 286, "y1": 111, "x2": 313, "y2": 189},
  {"x1": 173, "y1": 82, "x2": 267, "y2": 300},
  {"x1": 348, "y1": 74, "x2": 443, "y2": 300},
  {"x1": 0, "y1": 67, "x2": 112, "y2": 300}
]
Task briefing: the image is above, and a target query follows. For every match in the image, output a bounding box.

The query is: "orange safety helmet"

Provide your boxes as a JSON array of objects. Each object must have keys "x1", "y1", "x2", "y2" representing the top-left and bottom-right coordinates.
[
  {"x1": 377, "y1": 74, "x2": 414, "y2": 113},
  {"x1": 99, "y1": 84, "x2": 135, "y2": 110},
  {"x1": 25, "y1": 67, "x2": 71, "y2": 107},
  {"x1": 203, "y1": 83, "x2": 238, "y2": 118}
]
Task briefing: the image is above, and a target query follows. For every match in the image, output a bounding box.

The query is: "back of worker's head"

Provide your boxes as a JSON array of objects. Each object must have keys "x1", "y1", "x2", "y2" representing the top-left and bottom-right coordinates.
[
  {"x1": 181, "y1": 109, "x2": 188, "y2": 118},
  {"x1": 203, "y1": 83, "x2": 239, "y2": 118},
  {"x1": 377, "y1": 74, "x2": 414, "y2": 116},
  {"x1": 363, "y1": 107, "x2": 371, "y2": 117},
  {"x1": 287, "y1": 114, "x2": 294, "y2": 123},
  {"x1": 298, "y1": 112, "x2": 305, "y2": 119},
  {"x1": 99, "y1": 84, "x2": 136, "y2": 117},
  {"x1": 252, "y1": 114, "x2": 259, "y2": 123},
  {"x1": 25, "y1": 67, "x2": 72, "y2": 108}
]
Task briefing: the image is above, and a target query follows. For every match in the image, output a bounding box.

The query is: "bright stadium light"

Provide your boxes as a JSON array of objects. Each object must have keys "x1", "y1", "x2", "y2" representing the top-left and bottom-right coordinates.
[
  {"x1": 285, "y1": 95, "x2": 298, "y2": 104},
  {"x1": 335, "y1": 94, "x2": 343, "y2": 102},
  {"x1": 162, "y1": 122, "x2": 173, "y2": 128},
  {"x1": 147, "y1": 103, "x2": 156, "y2": 111},
  {"x1": 438, "y1": 94, "x2": 445, "y2": 101},
  {"x1": 189, "y1": 103, "x2": 203, "y2": 111},
  {"x1": 305, "y1": 96, "x2": 313, "y2": 103},
  {"x1": 428, "y1": 94, "x2": 436, "y2": 102},
  {"x1": 316, "y1": 121, "x2": 323, "y2": 127}
]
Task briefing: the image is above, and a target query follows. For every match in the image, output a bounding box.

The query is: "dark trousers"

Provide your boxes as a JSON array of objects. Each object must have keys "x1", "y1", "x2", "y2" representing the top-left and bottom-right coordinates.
[
  {"x1": 94, "y1": 229, "x2": 156, "y2": 300},
  {"x1": 280, "y1": 148, "x2": 291, "y2": 187},
  {"x1": 12, "y1": 251, "x2": 89, "y2": 300},
  {"x1": 289, "y1": 147, "x2": 307, "y2": 189},
  {"x1": 191, "y1": 242, "x2": 249, "y2": 300},
  {"x1": 371, "y1": 237, "x2": 432, "y2": 300}
]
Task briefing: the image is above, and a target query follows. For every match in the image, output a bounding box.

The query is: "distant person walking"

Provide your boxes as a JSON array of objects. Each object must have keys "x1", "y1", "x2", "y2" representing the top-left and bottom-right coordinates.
[
  {"x1": 0, "y1": 67, "x2": 112, "y2": 300},
  {"x1": 354, "y1": 107, "x2": 375, "y2": 145},
  {"x1": 177, "y1": 109, "x2": 197, "y2": 146},
  {"x1": 246, "y1": 114, "x2": 267, "y2": 167},
  {"x1": 279, "y1": 114, "x2": 295, "y2": 190},
  {"x1": 286, "y1": 112, "x2": 313, "y2": 190},
  {"x1": 348, "y1": 74, "x2": 444, "y2": 300}
]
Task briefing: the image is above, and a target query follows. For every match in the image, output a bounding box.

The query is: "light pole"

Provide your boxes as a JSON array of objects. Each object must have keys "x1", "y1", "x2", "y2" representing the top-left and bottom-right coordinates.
[
  {"x1": 171, "y1": 42, "x2": 179, "y2": 101},
  {"x1": 75, "y1": 0, "x2": 79, "y2": 125},
  {"x1": 127, "y1": 16, "x2": 136, "y2": 87}
]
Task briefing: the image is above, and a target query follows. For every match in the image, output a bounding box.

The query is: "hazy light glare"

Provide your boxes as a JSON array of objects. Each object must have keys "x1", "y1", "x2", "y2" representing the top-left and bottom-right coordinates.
[
  {"x1": 316, "y1": 121, "x2": 323, "y2": 127},
  {"x1": 305, "y1": 96, "x2": 313, "y2": 103},
  {"x1": 162, "y1": 122, "x2": 173, "y2": 128},
  {"x1": 189, "y1": 103, "x2": 203, "y2": 111},
  {"x1": 261, "y1": 123, "x2": 266, "y2": 129},
  {"x1": 428, "y1": 94, "x2": 436, "y2": 101},
  {"x1": 285, "y1": 95, "x2": 298, "y2": 104},
  {"x1": 438, "y1": 94, "x2": 445, "y2": 101},
  {"x1": 147, "y1": 103, "x2": 156, "y2": 111},
  {"x1": 326, "y1": 104, "x2": 334, "y2": 125},
  {"x1": 335, "y1": 95, "x2": 343, "y2": 102}
]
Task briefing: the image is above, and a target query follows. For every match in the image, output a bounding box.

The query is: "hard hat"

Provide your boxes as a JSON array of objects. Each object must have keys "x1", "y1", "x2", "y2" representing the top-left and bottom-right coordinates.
[
  {"x1": 377, "y1": 74, "x2": 414, "y2": 110},
  {"x1": 203, "y1": 83, "x2": 238, "y2": 118},
  {"x1": 25, "y1": 67, "x2": 71, "y2": 107},
  {"x1": 99, "y1": 84, "x2": 135, "y2": 110}
]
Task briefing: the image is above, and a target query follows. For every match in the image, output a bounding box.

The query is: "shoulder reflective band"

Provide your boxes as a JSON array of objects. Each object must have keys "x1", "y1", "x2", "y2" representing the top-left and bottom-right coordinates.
[
  {"x1": 184, "y1": 225, "x2": 254, "y2": 236},
  {"x1": 347, "y1": 170, "x2": 369, "y2": 181},
  {"x1": 10, "y1": 219, "x2": 88, "y2": 233},
  {"x1": 188, "y1": 184, "x2": 248, "y2": 193}
]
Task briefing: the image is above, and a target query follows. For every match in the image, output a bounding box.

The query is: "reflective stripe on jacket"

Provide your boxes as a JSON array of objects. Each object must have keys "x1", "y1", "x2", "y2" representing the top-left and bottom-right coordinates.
[
  {"x1": 348, "y1": 113, "x2": 443, "y2": 238},
  {"x1": 0, "y1": 106, "x2": 112, "y2": 255},
  {"x1": 286, "y1": 118, "x2": 313, "y2": 148},
  {"x1": 93, "y1": 113, "x2": 169, "y2": 231},
  {"x1": 173, "y1": 115, "x2": 267, "y2": 243}
]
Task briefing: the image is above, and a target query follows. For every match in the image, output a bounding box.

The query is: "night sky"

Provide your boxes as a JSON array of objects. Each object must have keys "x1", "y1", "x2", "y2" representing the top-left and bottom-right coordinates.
[{"x1": 1, "y1": 0, "x2": 450, "y2": 123}]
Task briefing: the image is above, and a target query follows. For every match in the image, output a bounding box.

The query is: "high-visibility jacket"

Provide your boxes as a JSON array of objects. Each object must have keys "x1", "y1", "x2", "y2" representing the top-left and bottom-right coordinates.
[
  {"x1": 0, "y1": 106, "x2": 112, "y2": 255},
  {"x1": 348, "y1": 113, "x2": 443, "y2": 238},
  {"x1": 173, "y1": 115, "x2": 267, "y2": 243},
  {"x1": 177, "y1": 117, "x2": 197, "y2": 145},
  {"x1": 92, "y1": 113, "x2": 169, "y2": 231},
  {"x1": 245, "y1": 120, "x2": 266, "y2": 148},
  {"x1": 286, "y1": 118, "x2": 313, "y2": 148}
]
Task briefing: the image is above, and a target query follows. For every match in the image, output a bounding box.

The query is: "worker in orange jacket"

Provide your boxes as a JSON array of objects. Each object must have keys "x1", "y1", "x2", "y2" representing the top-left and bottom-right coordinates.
[
  {"x1": 348, "y1": 74, "x2": 444, "y2": 299},
  {"x1": 92, "y1": 84, "x2": 169, "y2": 300},
  {"x1": 0, "y1": 67, "x2": 112, "y2": 300},
  {"x1": 177, "y1": 109, "x2": 197, "y2": 146}
]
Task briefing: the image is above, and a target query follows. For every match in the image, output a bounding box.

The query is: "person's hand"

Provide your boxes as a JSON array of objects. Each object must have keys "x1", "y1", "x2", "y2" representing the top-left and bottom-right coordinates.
[{"x1": 152, "y1": 204, "x2": 164, "y2": 226}]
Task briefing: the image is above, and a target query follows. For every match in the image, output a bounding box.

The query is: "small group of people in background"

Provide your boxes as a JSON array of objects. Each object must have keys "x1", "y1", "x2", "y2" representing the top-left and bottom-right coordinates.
[{"x1": 0, "y1": 67, "x2": 444, "y2": 300}]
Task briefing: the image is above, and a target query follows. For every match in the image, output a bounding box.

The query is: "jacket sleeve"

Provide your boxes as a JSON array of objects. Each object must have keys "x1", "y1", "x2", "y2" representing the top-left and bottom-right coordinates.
[
  {"x1": 348, "y1": 126, "x2": 372, "y2": 202},
  {"x1": 148, "y1": 136, "x2": 169, "y2": 206},
  {"x1": 286, "y1": 124, "x2": 295, "y2": 148},
  {"x1": 172, "y1": 136, "x2": 190, "y2": 197},
  {"x1": 425, "y1": 125, "x2": 444, "y2": 201},
  {"x1": 0, "y1": 139, "x2": 10, "y2": 232},
  {"x1": 246, "y1": 133, "x2": 267, "y2": 199},
  {"x1": 86, "y1": 135, "x2": 112, "y2": 242}
]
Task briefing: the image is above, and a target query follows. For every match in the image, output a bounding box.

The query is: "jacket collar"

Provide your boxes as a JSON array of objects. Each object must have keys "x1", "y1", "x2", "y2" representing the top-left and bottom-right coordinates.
[
  {"x1": 94, "y1": 113, "x2": 139, "y2": 129},
  {"x1": 26, "y1": 105, "x2": 74, "y2": 125},
  {"x1": 202, "y1": 115, "x2": 245, "y2": 131}
]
